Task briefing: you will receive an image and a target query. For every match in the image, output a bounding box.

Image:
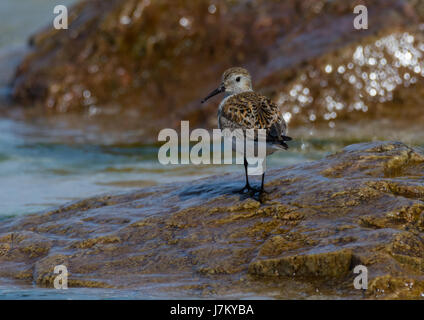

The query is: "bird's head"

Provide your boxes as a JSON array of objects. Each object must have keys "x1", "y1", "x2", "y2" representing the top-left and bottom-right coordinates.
[{"x1": 201, "y1": 67, "x2": 252, "y2": 103}]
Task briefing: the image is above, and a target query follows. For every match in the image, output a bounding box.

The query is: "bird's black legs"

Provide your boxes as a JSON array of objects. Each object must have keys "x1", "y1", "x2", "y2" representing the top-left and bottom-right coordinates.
[
  {"x1": 236, "y1": 158, "x2": 267, "y2": 196},
  {"x1": 260, "y1": 172, "x2": 265, "y2": 193},
  {"x1": 244, "y1": 157, "x2": 251, "y2": 189},
  {"x1": 237, "y1": 157, "x2": 254, "y2": 193}
]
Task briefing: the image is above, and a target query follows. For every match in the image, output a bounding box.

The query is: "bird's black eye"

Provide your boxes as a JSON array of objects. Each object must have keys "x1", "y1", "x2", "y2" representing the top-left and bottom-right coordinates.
[{"x1": 236, "y1": 77, "x2": 241, "y2": 82}]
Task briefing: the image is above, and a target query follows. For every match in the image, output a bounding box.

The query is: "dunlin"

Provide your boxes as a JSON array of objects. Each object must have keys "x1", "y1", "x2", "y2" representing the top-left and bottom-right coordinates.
[{"x1": 202, "y1": 67, "x2": 292, "y2": 193}]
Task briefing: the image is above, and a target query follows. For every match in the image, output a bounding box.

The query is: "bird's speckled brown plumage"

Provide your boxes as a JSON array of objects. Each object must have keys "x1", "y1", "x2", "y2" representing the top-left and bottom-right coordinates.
[{"x1": 219, "y1": 91, "x2": 288, "y2": 147}]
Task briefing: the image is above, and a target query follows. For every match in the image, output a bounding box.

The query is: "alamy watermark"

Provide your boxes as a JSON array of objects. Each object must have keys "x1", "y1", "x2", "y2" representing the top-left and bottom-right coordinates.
[
  {"x1": 53, "y1": 5, "x2": 68, "y2": 30},
  {"x1": 158, "y1": 121, "x2": 268, "y2": 175},
  {"x1": 353, "y1": 265, "x2": 368, "y2": 290},
  {"x1": 353, "y1": 5, "x2": 368, "y2": 30},
  {"x1": 53, "y1": 264, "x2": 68, "y2": 289}
]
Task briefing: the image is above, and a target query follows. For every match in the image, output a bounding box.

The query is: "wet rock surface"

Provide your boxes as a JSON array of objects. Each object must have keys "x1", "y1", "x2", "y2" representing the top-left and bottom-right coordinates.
[
  {"x1": 1, "y1": 141, "x2": 424, "y2": 299},
  {"x1": 10, "y1": 0, "x2": 424, "y2": 142}
]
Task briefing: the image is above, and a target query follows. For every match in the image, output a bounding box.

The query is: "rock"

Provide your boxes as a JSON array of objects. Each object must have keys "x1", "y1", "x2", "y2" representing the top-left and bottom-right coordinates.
[
  {"x1": 0, "y1": 141, "x2": 424, "y2": 298},
  {"x1": 369, "y1": 275, "x2": 424, "y2": 299},
  {"x1": 248, "y1": 249, "x2": 353, "y2": 278},
  {"x1": 10, "y1": 0, "x2": 424, "y2": 142}
]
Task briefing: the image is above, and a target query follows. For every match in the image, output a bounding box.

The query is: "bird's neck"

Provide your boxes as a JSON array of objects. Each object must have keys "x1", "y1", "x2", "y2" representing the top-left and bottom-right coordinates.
[{"x1": 225, "y1": 88, "x2": 253, "y2": 97}]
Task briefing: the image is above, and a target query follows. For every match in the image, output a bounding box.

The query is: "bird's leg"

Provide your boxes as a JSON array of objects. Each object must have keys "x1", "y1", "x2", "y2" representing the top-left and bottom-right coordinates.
[
  {"x1": 257, "y1": 172, "x2": 271, "y2": 203},
  {"x1": 242, "y1": 157, "x2": 252, "y2": 190},
  {"x1": 260, "y1": 172, "x2": 265, "y2": 193},
  {"x1": 244, "y1": 157, "x2": 252, "y2": 190},
  {"x1": 237, "y1": 157, "x2": 253, "y2": 193}
]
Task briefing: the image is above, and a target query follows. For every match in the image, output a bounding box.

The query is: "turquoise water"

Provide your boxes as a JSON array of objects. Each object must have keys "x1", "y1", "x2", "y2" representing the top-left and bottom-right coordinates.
[
  {"x1": 0, "y1": 284, "x2": 147, "y2": 300},
  {"x1": 0, "y1": 283, "x2": 279, "y2": 300},
  {"x1": 0, "y1": 282, "x2": 206, "y2": 300},
  {"x1": 0, "y1": 116, "x2": 332, "y2": 217}
]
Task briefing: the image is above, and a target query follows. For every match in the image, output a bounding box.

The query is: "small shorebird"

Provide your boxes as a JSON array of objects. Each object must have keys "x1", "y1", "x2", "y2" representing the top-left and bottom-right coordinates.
[{"x1": 201, "y1": 67, "x2": 292, "y2": 194}]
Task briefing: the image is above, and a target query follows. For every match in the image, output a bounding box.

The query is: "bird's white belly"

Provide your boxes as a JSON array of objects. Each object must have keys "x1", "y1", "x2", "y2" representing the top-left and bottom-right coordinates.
[{"x1": 232, "y1": 141, "x2": 279, "y2": 156}]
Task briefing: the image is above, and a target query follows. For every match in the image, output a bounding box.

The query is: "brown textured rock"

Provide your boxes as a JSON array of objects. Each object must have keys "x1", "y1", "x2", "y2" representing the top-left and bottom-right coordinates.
[
  {"x1": 0, "y1": 141, "x2": 424, "y2": 298},
  {"x1": 248, "y1": 249, "x2": 353, "y2": 278},
  {"x1": 369, "y1": 275, "x2": 424, "y2": 299}
]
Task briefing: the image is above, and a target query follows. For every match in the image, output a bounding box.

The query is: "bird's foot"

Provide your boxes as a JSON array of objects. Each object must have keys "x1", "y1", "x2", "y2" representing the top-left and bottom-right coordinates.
[
  {"x1": 235, "y1": 183, "x2": 257, "y2": 194},
  {"x1": 259, "y1": 189, "x2": 269, "y2": 195},
  {"x1": 258, "y1": 189, "x2": 270, "y2": 203}
]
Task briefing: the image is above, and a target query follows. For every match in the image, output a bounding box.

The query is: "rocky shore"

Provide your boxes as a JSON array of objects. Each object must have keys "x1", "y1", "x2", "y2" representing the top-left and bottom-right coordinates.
[{"x1": 1, "y1": 141, "x2": 423, "y2": 299}]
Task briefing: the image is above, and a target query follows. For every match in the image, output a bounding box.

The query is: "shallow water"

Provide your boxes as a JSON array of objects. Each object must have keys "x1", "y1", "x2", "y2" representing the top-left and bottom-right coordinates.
[{"x1": 0, "y1": 115, "x2": 335, "y2": 217}]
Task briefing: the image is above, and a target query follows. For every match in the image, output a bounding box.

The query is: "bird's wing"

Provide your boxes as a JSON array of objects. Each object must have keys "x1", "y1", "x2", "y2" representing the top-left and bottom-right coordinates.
[{"x1": 220, "y1": 92, "x2": 291, "y2": 147}]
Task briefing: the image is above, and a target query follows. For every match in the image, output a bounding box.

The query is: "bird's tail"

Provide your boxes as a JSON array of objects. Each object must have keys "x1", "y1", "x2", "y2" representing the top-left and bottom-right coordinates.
[
  {"x1": 274, "y1": 141, "x2": 289, "y2": 150},
  {"x1": 273, "y1": 135, "x2": 292, "y2": 150}
]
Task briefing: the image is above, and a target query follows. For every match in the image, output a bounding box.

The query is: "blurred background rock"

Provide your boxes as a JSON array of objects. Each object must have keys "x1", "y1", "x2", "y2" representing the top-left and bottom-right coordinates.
[{"x1": 7, "y1": 0, "x2": 424, "y2": 143}]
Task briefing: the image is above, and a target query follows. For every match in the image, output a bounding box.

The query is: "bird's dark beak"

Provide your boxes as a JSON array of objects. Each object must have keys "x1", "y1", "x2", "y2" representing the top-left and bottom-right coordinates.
[{"x1": 201, "y1": 85, "x2": 225, "y2": 103}]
